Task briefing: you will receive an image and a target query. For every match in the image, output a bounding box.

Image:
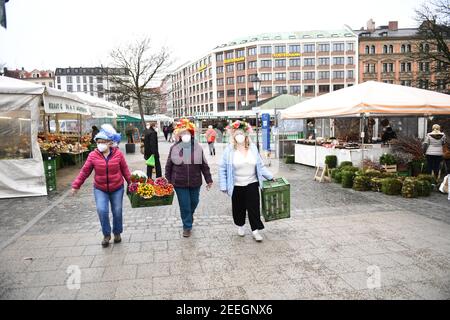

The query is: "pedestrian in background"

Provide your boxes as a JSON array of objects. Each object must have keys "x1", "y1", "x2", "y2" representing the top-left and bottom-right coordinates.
[
  {"x1": 205, "y1": 125, "x2": 217, "y2": 156},
  {"x1": 90, "y1": 125, "x2": 99, "y2": 144},
  {"x1": 163, "y1": 124, "x2": 169, "y2": 141},
  {"x1": 143, "y1": 122, "x2": 162, "y2": 179},
  {"x1": 219, "y1": 120, "x2": 273, "y2": 242},
  {"x1": 167, "y1": 123, "x2": 175, "y2": 143},
  {"x1": 71, "y1": 124, "x2": 130, "y2": 247},
  {"x1": 165, "y1": 118, "x2": 213, "y2": 238},
  {"x1": 424, "y1": 124, "x2": 447, "y2": 179}
]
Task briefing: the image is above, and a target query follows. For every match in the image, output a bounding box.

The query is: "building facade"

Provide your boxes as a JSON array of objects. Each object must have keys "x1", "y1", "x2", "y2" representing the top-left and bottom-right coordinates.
[
  {"x1": 3, "y1": 67, "x2": 55, "y2": 87},
  {"x1": 54, "y1": 67, "x2": 131, "y2": 107},
  {"x1": 171, "y1": 27, "x2": 358, "y2": 118},
  {"x1": 356, "y1": 19, "x2": 449, "y2": 93}
]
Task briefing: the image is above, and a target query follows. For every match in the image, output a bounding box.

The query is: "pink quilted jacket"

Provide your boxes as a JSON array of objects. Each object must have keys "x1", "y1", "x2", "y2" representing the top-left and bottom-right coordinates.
[{"x1": 72, "y1": 148, "x2": 131, "y2": 193}]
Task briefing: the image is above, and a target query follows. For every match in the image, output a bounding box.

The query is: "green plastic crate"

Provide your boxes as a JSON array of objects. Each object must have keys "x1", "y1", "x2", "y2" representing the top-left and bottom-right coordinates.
[
  {"x1": 261, "y1": 177, "x2": 290, "y2": 222},
  {"x1": 43, "y1": 158, "x2": 57, "y2": 192}
]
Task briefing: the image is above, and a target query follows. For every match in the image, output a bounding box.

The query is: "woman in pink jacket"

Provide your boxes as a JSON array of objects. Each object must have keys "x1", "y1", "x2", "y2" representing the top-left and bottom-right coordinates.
[{"x1": 72, "y1": 125, "x2": 131, "y2": 247}]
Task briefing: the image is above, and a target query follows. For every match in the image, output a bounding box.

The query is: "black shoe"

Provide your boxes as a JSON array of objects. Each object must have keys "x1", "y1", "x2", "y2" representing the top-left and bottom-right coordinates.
[
  {"x1": 114, "y1": 234, "x2": 122, "y2": 243},
  {"x1": 102, "y1": 235, "x2": 111, "y2": 247}
]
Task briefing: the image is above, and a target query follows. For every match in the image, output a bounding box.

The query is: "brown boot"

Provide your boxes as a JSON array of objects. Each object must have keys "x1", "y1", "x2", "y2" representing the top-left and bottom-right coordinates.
[
  {"x1": 114, "y1": 234, "x2": 122, "y2": 243},
  {"x1": 102, "y1": 235, "x2": 111, "y2": 247},
  {"x1": 183, "y1": 229, "x2": 191, "y2": 238}
]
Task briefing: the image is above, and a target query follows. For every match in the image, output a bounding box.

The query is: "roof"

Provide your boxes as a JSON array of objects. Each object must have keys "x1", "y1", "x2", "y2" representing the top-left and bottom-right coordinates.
[
  {"x1": 213, "y1": 28, "x2": 357, "y2": 50},
  {"x1": 354, "y1": 28, "x2": 419, "y2": 39},
  {"x1": 248, "y1": 94, "x2": 309, "y2": 110}
]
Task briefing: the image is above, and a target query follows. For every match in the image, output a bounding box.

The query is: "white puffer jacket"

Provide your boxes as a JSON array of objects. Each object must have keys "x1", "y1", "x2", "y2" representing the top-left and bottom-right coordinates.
[{"x1": 424, "y1": 133, "x2": 446, "y2": 156}]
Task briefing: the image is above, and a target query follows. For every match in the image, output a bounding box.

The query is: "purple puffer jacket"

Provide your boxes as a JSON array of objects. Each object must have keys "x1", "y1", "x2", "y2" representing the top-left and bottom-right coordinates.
[{"x1": 165, "y1": 141, "x2": 213, "y2": 188}]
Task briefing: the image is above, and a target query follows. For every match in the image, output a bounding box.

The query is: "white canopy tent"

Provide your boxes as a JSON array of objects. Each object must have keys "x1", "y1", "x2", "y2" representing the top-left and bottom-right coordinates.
[
  {"x1": 0, "y1": 76, "x2": 127, "y2": 198},
  {"x1": 281, "y1": 81, "x2": 450, "y2": 119}
]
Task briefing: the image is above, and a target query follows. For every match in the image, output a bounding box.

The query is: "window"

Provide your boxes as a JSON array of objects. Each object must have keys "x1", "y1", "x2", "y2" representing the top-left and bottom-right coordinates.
[
  {"x1": 304, "y1": 44, "x2": 315, "y2": 53},
  {"x1": 383, "y1": 63, "x2": 394, "y2": 73},
  {"x1": 67, "y1": 85, "x2": 73, "y2": 92},
  {"x1": 227, "y1": 89, "x2": 235, "y2": 97},
  {"x1": 347, "y1": 43, "x2": 354, "y2": 51},
  {"x1": 261, "y1": 73, "x2": 272, "y2": 81},
  {"x1": 290, "y1": 86, "x2": 301, "y2": 94},
  {"x1": 332, "y1": 43, "x2": 344, "y2": 52},
  {"x1": 260, "y1": 60, "x2": 272, "y2": 68},
  {"x1": 217, "y1": 78, "x2": 224, "y2": 86},
  {"x1": 248, "y1": 47, "x2": 257, "y2": 56},
  {"x1": 371, "y1": 45, "x2": 376, "y2": 54},
  {"x1": 333, "y1": 84, "x2": 345, "y2": 91},
  {"x1": 57, "y1": 85, "x2": 61, "y2": 90},
  {"x1": 227, "y1": 77, "x2": 234, "y2": 85},
  {"x1": 275, "y1": 86, "x2": 287, "y2": 94},
  {"x1": 248, "y1": 61, "x2": 257, "y2": 69},
  {"x1": 347, "y1": 70, "x2": 354, "y2": 79},
  {"x1": 83, "y1": 76, "x2": 86, "y2": 83},
  {"x1": 237, "y1": 62, "x2": 245, "y2": 71},
  {"x1": 275, "y1": 59, "x2": 286, "y2": 67},
  {"x1": 216, "y1": 53, "x2": 223, "y2": 61},
  {"x1": 77, "y1": 85, "x2": 81, "y2": 91},
  {"x1": 304, "y1": 85, "x2": 315, "y2": 94},
  {"x1": 318, "y1": 44, "x2": 330, "y2": 52},
  {"x1": 260, "y1": 46, "x2": 272, "y2": 54},
  {"x1": 226, "y1": 64, "x2": 234, "y2": 73},
  {"x1": 333, "y1": 57, "x2": 345, "y2": 65},
  {"x1": 237, "y1": 75, "x2": 246, "y2": 83},
  {"x1": 216, "y1": 66, "x2": 224, "y2": 74},
  {"x1": 275, "y1": 73, "x2": 286, "y2": 81},
  {"x1": 304, "y1": 72, "x2": 315, "y2": 80},
  {"x1": 227, "y1": 102, "x2": 236, "y2": 111},
  {"x1": 238, "y1": 88, "x2": 246, "y2": 96},
  {"x1": 318, "y1": 57, "x2": 330, "y2": 66},
  {"x1": 319, "y1": 85, "x2": 330, "y2": 93},
  {"x1": 57, "y1": 77, "x2": 61, "y2": 83},
  {"x1": 401, "y1": 80, "x2": 412, "y2": 87},
  {"x1": 275, "y1": 45, "x2": 286, "y2": 53},
  {"x1": 289, "y1": 45, "x2": 301, "y2": 53},
  {"x1": 383, "y1": 45, "x2": 388, "y2": 54},
  {"x1": 261, "y1": 86, "x2": 272, "y2": 94},
  {"x1": 419, "y1": 62, "x2": 430, "y2": 72},
  {"x1": 49, "y1": 83, "x2": 53, "y2": 88},
  {"x1": 389, "y1": 45, "x2": 394, "y2": 53},
  {"x1": 289, "y1": 58, "x2": 301, "y2": 67},
  {"x1": 318, "y1": 71, "x2": 330, "y2": 80},
  {"x1": 365, "y1": 46, "x2": 370, "y2": 54},
  {"x1": 248, "y1": 74, "x2": 257, "y2": 82},
  {"x1": 401, "y1": 62, "x2": 412, "y2": 72},
  {"x1": 347, "y1": 57, "x2": 354, "y2": 65},
  {"x1": 89, "y1": 76, "x2": 93, "y2": 83},
  {"x1": 364, "y1": 63, "x2": 376, "y2": 73},
  {"x1": 304, "y1": 58, "x2": 315, "y2": 66},
  {"x1": 83, "y1": 84, "x2": 87, "y2": 92},
  {"x1": 333, "y1": 71, "x2": 344, "y2": 79},
  {"x1": 236, "y1": 49, "x2": 245, "y2": 58},
  {"x1": 67, "y1": 76, "x2": 73, "y2": 84},
  {"x1": 218, "y1": 103, "x2": 225, "y2": 112},
  {"x1": 225, "y1": 51, "x2": 234, "y2": 60},
  {"x1": 97, "y1": 76, "x2": 103, "y2": 83},
  {"x1": 290, "y1": 72, "x2": 301, "y2": 80}
]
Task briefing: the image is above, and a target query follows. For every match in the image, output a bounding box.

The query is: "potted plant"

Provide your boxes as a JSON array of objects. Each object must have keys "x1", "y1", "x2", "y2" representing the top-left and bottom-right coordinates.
[
  {"x1": 380, "y1": 153, "x2": 397, "y2": 173},
  {"x1": 325, "y1": 155, "x2": 338, "y2": 169}
]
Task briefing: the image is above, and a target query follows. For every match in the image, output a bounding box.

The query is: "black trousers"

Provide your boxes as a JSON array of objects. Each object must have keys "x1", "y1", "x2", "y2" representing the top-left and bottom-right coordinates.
[
  {"x1": 232, "y1": 182, "x2": 264, "y2": 231},
  {"x1": 147, "y1": 154, "x2": 162, "y2": 179},
  {"x1": 426, "y1": 155, "x2": 443, "y2": 176}
]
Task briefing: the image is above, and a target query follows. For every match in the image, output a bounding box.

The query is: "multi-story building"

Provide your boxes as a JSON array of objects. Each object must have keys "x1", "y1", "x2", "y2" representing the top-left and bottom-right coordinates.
[
  {"x1": 355, "y1": 19, "x2": 449, "y2": 93},
  {"x1": 54, "y1": 67, "x2": 131, "y2": 107},
  {"x1": 160, "y1": 75, "x2": 173, "y2": 116},
  {"x1": 3, "y1": 67, "x2": 55, "y2": 87},
  {"x1": 171, "y1": 27, "x2": 358, "y2": 118}
]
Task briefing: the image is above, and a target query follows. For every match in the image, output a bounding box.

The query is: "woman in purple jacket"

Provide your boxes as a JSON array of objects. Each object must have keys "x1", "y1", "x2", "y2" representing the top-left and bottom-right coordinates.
[{"x1": 165, "y1": 119, "x2": 213, "y2": 238}]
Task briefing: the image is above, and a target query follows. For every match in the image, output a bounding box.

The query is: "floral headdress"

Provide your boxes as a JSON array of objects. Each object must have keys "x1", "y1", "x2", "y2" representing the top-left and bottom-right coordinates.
[
  {"x1": 174, "y1": 118, "x2": 195, "y2": 135},
  {"x1": 226, "y1": 120, "x2": 253, "y2": 135}
]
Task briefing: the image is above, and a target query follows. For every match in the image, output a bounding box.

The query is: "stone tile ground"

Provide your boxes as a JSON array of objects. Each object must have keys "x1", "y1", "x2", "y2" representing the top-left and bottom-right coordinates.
[{"x1": 0, "y1": 140, "x2": 449, "y2": 300}]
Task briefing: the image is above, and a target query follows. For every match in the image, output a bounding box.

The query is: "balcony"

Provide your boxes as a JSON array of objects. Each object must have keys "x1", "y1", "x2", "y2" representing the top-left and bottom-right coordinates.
[
  {"x1": 363, "y1": 73, "x2": 377, "y2": 80},
  {"x1": 381, "y1": 72, "x2": 395, "y2": 79}
]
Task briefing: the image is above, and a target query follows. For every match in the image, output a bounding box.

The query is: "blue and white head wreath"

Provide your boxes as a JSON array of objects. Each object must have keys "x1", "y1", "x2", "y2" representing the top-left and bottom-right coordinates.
[{"x1": 94, "y1": 124, "x2": 121, "y2": 145}]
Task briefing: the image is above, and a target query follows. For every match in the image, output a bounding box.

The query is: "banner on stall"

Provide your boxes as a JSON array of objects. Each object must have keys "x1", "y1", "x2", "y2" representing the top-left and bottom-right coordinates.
[{"x1": 43, "y1": 96, "x2": 90, "y2": 115}]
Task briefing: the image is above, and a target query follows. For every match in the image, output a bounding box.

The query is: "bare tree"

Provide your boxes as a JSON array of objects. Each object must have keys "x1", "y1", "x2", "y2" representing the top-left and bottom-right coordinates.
[
  {"x1": 412, "y1": 0, "x2": 450, "y2": 93},
  {"x1": 108, "y1": 37, "x2": 171, "y2": 127}
]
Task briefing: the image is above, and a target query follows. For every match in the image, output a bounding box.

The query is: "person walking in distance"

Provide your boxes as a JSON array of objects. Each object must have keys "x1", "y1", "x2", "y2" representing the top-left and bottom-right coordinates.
[
  {"x1": 424, "y1": 124, "x2": 447, "y2": 179},
  {"x1": 143, "y1": 122, "x2": 162, "y2": 179},
  {"x1": 205, "y1": 125, "x2": 217, "y2": 156}
]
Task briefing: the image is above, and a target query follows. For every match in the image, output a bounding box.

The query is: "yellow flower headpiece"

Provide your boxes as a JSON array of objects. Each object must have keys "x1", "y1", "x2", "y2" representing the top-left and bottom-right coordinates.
[{"x1": 175, "y1": 118, "x2": 195, "y2": 135}]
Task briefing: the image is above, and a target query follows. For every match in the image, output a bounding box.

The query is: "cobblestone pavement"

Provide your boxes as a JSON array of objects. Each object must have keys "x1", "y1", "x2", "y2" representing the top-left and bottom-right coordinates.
[{"x1": 0, "y1": 140, "x2": 449, "y2": 300}]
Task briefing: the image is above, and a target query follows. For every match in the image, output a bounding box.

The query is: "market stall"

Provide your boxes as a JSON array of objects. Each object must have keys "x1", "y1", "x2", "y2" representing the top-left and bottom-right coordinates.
[{"x1": 281, "y1": 81, "x2": 450, "y2": 168}]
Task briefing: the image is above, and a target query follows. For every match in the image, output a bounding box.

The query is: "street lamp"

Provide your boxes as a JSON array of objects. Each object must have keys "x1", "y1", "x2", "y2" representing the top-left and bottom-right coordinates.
[{"x1": 252, "y1": 75, "x2": 261, "y2": 151}]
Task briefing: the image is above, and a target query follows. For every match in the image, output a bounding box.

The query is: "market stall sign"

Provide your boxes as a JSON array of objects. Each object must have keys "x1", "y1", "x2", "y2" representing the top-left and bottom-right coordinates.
[
  {"x1": 224, "y1": 57, "x2": 245, "y2": 64},
  {"x1": 272, "y1": 53, "x2": 301, "y2": 58},
  {"x1": 44, "y1": 96, "x2": 90, "y2": 115}
]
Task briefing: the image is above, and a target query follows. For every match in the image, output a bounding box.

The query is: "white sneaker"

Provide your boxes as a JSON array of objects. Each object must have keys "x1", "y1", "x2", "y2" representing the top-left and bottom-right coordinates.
[
  {"x1": 237, "y1": 226, "x2": 245, "y2": 237},
  {"x1": 252, "y1": 230, "x2": 263, "y2": 242}
]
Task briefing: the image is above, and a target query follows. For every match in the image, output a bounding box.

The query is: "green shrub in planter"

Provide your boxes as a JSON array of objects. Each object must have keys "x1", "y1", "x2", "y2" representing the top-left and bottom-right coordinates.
[
  {"x1": 365, "y1": 169, "x2": 382, "y2": 178},
  {"x1": 339, "y1": 161, "x2": 353, "y2": 169},
  {"x1": 285, "y1": 155, "x2": 295, "y2": 164},
  {"x1": 342, "y1": 166, "x2": 359, "y2": 174},
  {"x1": 370, "y1": 178, "x2": 384, "y2": 192},
  {"x1": 325, "y1": 155, "x2": 338, "y2": 169},
  {"x1": 417, "y1": 174, "x2": 436, "y2": 185},
  {"x1": 330, "y1": 169, "x2": 339, "y2": 180},
  {"x1": 334, "y1": 171, "x2": 343, "y2": 183},
  {"x1": 380, "y1": 153, "x2": 397, "y2": 165},
  {"x1": 380, "y1": 172, "x2": 396, "y2": 179},
  {"x1": 416, "y1": 180, "x2": 432, "y2": 197},
  {"x1": 353, "y1": 175, "x2": 371, "y2": 192},
  {"x1": 341, "y1": 171, "x2": 356, "y2": 188},
  {"x1": 401, "y1": 178, "x2": 418, "y2": 198},
  {"x1": 381, "y1": 178, "x2": 403, "y2": 196}
]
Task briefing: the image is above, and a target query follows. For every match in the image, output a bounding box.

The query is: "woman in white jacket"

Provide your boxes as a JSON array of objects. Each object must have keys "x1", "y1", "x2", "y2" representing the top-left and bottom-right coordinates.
[{"x1": 424, "y1": 124, "x2": 447, "y2": 179}]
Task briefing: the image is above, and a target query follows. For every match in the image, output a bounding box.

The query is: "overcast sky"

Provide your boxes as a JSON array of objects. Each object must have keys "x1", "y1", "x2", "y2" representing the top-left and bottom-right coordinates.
[{"x1": 1, "y1": 0, "x2": 425, "y2": 75}]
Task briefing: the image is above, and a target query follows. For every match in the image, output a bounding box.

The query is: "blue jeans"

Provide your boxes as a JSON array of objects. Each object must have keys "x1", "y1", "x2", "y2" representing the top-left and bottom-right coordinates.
[
  {"x1": 175, "y1": 187, "x2": 200, "y2": 230},
  {"x1": 93, "y1": 185, "x2": 124, "y2": 237}
]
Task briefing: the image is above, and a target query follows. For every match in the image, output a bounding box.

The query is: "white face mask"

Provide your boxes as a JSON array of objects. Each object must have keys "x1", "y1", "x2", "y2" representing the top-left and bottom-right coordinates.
[
  {"x1": 97, "y1": 143, "x2": 109, "y2": 153},
  {"x1": 181, "y1": 135, "x2": 191, "y2": 143},
  {"x1": 146, "y1": 125, "x2": 151, "y2": 129},
  {"x1": 235, "y1": 134, "x2": 245, "y2": 145}
]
